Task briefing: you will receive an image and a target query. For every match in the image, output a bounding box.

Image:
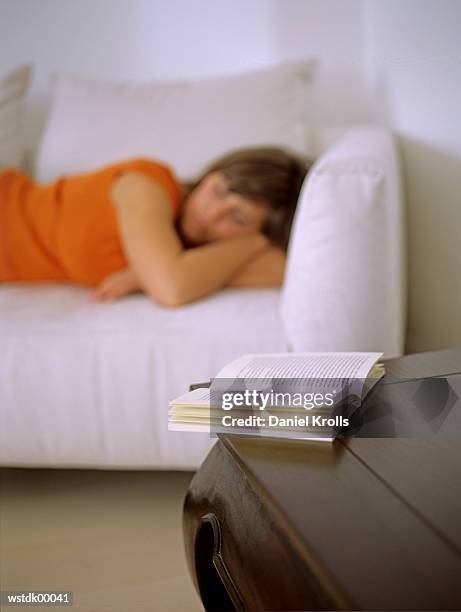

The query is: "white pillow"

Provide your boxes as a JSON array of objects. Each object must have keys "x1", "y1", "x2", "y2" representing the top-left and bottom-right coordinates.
[
  {"x1": 0, "y1": 65, "x2": 32, "y2": 168},
  {"x1": 281, "y1": 127, "x2": 405, "y2": 358},
  {"x1": 36, "y1": 60, "x2": 314, "y2": 183}
]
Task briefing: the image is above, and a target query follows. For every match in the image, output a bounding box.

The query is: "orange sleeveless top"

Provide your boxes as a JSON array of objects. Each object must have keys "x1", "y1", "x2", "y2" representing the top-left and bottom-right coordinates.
[{"x1": 0, "y1": 158, "x2": 181, "y2": 286}]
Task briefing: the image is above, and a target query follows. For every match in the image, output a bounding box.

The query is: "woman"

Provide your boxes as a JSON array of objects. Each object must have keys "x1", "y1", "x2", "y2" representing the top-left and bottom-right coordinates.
[{"x1": 0, "y1": 147, "x2": 309, "y2": 306}]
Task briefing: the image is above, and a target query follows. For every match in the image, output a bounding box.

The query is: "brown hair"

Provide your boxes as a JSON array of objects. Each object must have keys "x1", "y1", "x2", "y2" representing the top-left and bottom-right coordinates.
[{"x1": 183, "y1": 146, "x2": 312, "y2": 250}]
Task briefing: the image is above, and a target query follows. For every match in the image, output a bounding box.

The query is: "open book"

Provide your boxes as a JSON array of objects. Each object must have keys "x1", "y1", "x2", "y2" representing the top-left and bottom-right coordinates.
[{"x1": 169, "y1": 352, "x2": 385, "y2": 442}]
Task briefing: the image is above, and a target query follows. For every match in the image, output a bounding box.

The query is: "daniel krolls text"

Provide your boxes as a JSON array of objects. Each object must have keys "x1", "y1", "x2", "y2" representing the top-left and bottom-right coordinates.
[
  {"x1": 218, "y1": 390, "x2": 349, "y2": 428},
  {"x1": 221, "y1": 414, "x2": 349, "y2": 428}
]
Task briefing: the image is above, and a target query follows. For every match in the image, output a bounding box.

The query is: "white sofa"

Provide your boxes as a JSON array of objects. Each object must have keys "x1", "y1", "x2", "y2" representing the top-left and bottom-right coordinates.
[
  {"x1": 0, "y1": 63, "x2": 405, "y2": 469},
  {"x1": 0, "y1": 125, "x2": 405, "y2": 469}
]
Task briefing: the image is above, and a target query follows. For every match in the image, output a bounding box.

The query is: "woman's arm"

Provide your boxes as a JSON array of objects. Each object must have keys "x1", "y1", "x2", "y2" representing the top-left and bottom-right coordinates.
[
  {"x1": 111, "y1": 172, "x2": 269, "y2": 306},
  {"x1": 228, "y1": 247, "x2": 286, "y2": 287},
  {"x1": 92, "y1": 245, "x2": 285, "y2": 301},
  {"x1": 93, "y1": 245, "x2": 286, "y2": 301}
]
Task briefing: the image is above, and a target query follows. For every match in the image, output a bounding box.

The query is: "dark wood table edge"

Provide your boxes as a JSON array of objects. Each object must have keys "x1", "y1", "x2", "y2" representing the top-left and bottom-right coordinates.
[{"x1": 183, "y1": 348, "x2": 461, "y2": 611}]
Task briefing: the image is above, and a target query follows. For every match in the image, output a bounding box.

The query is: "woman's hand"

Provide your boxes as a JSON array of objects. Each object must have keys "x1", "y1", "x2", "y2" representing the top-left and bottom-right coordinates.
[{"x1": 92, "y1": 268, "x2": 142, "y2": 301}]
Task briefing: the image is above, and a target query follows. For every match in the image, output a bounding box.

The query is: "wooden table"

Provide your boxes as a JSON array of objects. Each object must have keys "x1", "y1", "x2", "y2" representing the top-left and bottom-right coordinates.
[{"x1": 183, "y1": 349, "x2": 461, "y2": 611}]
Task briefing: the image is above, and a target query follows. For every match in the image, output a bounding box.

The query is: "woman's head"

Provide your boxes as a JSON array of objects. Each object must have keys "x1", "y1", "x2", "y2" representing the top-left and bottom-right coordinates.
[{"x1": 178, "y1": 147, "x2": 312, "y2": 249}]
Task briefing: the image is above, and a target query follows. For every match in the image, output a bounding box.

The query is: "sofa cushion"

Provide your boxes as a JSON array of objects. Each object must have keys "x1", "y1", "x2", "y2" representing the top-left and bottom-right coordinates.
[
  {"x1": 0, "y1": 65, "x2": 31, "y2": 168},
  {"x1": 36, "y1": 59, "x2": 314, "y2": 183},
  {"x1": 281, "y1": 127, "x2": 405, "y2": 357},
  {"x1": 0, "y1": 284, "x2": 287, "y2": 468}
]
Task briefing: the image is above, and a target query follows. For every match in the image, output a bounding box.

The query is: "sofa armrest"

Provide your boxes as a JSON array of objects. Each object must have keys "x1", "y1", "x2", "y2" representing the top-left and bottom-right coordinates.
[{"x1": 281, "y1": 127, "x2": 406, "y2": 358}]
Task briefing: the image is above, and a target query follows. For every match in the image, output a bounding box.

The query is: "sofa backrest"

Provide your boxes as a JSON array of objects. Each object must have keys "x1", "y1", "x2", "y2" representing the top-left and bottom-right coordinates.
[{"x1": 34, "y1": 60, "x2": 315, "y2": 183}]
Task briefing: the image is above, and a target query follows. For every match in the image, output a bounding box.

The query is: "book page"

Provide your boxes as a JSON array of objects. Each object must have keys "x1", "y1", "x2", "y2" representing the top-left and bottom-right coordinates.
[
  {"x1": 215, "y1": 352, "x2": 383, "y2": 380},
  {"x1": 169, "y1": 387, "x2": 210, "y2": 407}
]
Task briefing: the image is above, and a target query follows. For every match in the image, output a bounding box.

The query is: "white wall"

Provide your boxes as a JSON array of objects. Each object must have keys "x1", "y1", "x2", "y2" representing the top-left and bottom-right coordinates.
[
  {"x1": 362, "y1": 0, "x2": 461, "y2": 352},
  {"x1": 0, "y1": 0, "x2": 368, "y2": 154}
]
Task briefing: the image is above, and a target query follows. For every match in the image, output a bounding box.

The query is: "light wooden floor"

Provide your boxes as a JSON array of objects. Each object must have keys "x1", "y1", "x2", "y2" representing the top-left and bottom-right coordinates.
[{"x1": 0, "y1": 469, "x2": 204, "y2": 612}]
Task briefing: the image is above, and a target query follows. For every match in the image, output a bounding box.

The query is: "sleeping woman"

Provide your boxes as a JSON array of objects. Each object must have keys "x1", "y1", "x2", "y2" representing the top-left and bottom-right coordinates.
[{"x1": 0, "y1": 148, "x2": 309, "y2": 306}]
